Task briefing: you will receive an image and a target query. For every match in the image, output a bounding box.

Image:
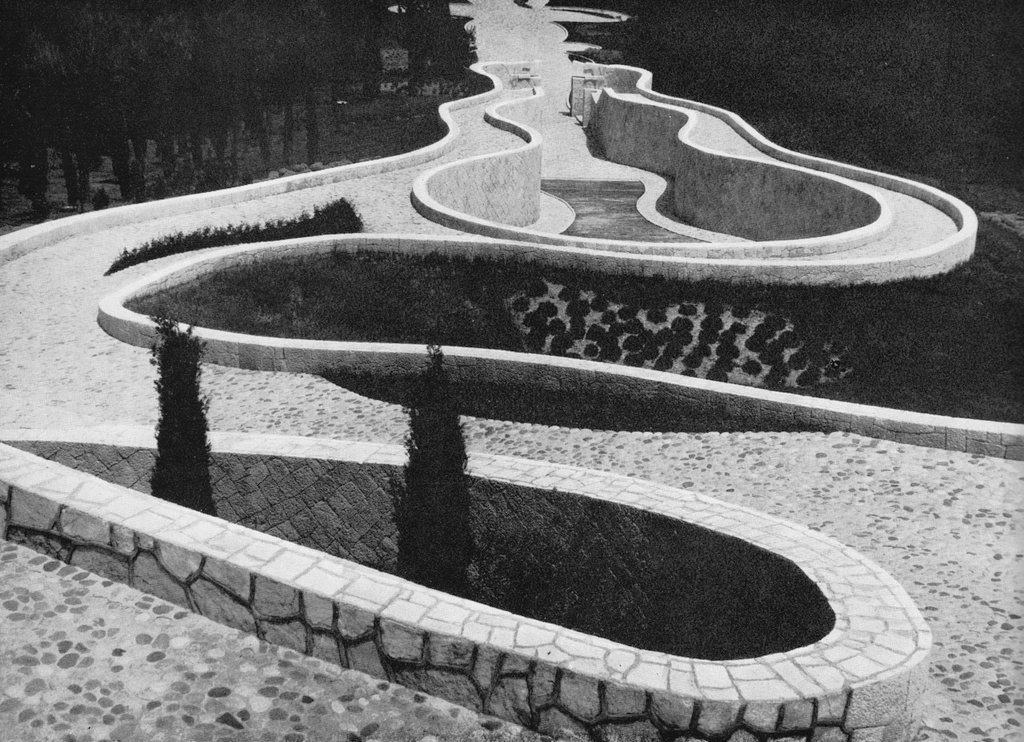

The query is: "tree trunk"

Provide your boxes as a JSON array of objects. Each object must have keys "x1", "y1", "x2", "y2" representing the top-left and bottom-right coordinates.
[
  {"x1": 189, "y1": 127, "x2": 204, "y2": 167},
  {"x1": 157, "y1": 138, "x2": 176, "y2": 173},
  {"x1": 111, "y1": 138, "x2": 132, "y2": 201},
  {"x1": 132, "y1": 137, "x2": 148, "y2": 176},
  {"x1": 255, "y1": 109, "x2": 271, "y2": 170},
  {"x1": 282, "y1": 103, "x2": 295, "y2": 165},
  {"x1": 18, "y1": 144, "x2": 50, "y2": 214},
  {"x1": 304, "y1": 92, "x2": 319, "y2": 164},
  {"x1": 75, "y1": 148, "x2": 91, "y2": 207},
  {"x1": 231, "y1": 119, "x2": 242, "y2": 180},
  {"x1": 61, "y1": 149, "x2": 81, "y2": 208}
]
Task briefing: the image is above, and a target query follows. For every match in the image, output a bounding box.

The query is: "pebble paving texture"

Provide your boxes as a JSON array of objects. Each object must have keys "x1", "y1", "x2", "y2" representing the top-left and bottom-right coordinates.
[{"x1": 0, "y1": 1, "x2": 1022, "y2": 742}]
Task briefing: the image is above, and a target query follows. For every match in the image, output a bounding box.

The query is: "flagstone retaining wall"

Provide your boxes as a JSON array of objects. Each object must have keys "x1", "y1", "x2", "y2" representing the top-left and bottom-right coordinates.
[{"x1": 0, "y1": 436, "x2": 931, "y2": 741}]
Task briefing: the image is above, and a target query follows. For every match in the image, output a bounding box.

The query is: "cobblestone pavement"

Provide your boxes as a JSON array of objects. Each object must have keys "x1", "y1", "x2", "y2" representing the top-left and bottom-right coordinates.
[
  {"x1": 0, "y1": 541, "x2": 542, "y2": 742},
  {"x1": 0, "y1": 1, "x2": 1021, "y2": 742}
]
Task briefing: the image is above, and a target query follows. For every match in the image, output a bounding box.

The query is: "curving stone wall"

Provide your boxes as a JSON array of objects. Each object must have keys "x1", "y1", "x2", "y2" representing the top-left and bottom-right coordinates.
[
  {"x1": 618, "y1": 64, "x2": 978, "y2": 263},
  {"x1": 96, "y1": 235, "x2": 1024, "y2": 458},
  {"x1": 414, "y1": 64, "x2": 546, "y2": 229},
  {"x1": 587, "y1": 87, "x2": 884, "y2": 241},
  {"x1": 0, "y1": 434, "x2": 932, "y2": 741}
]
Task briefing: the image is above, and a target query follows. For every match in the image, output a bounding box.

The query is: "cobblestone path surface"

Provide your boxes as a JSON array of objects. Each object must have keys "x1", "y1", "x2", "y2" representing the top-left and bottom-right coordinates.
[
  {"x1": 0, "y1": 541, "x2": 541, "y2": 742},
  {"x1": 0, "y1": 1, "x2": 1021, "y2": 742}
]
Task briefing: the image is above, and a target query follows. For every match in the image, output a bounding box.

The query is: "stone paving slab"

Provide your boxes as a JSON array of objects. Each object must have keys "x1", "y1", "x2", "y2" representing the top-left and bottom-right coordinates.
[{"x1": 0, "y1": 540, "x2": 546, "y2": 742}]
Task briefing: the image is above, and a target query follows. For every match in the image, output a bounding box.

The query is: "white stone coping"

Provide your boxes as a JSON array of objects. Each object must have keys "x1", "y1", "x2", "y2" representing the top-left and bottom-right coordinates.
[
  {"x1": 95, "y1": 233, "x2": 1024, "y2": 459},
  {"x1": 629, "y1": 174, "x2": 748, "y2": 242},
  {"x1": 0, "y1": 62, "x2": 506, "y2": 268},
  {"x1": 0, "y1": 430, "x2": 931, "y2": 707},
  {"x1": 544, "y1": 7, "x2": 631, "y2": 23}
]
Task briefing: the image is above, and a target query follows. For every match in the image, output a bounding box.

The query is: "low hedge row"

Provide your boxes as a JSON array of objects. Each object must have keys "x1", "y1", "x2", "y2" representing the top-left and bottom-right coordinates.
[{"x1": 105, "y1": 198, "x2": 362, "y2": 275}]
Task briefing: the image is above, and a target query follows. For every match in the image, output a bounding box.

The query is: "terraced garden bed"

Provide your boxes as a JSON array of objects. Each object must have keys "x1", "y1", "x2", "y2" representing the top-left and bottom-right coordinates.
[{"x1": 127, "y1": 230, "x2": 1024, "y2": 423}]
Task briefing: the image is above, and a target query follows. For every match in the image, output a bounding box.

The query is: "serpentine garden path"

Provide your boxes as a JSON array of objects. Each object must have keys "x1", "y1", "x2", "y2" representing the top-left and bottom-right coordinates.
[{"x1": 0, "y1": 1, "x2": 1021, "y2": 741}]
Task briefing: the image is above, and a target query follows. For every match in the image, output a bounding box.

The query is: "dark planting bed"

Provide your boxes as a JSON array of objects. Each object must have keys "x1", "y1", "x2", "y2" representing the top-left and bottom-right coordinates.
[{"x1": 127, "y1": 241, "x2": 1024, "y2": 424}]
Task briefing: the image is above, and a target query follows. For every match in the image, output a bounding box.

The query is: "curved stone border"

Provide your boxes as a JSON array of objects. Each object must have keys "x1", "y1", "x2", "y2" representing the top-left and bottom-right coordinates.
[
  {"x1": 96, "y1": 234, "x2": 1024, "y2": 459},
  {"x1": 407, "y1": 58, "x2": 974, "y2": 283},
  {"x1": 410, "y1": 83, "x2": 893, "y2": 261},
  {"x1": 413, "y1": 62, "x2": 546, "y2": 228},
  {"x1": 621, "y1": 65, "x2": 979, "y2": 267},
  {"x1": 0, "y1": 62, "x2": 509, "y2": 268},
  {"x1": 0, "y1": 430, "x2": 931, "y2": 741},
  {"x1": 533, "y1": 190, "x2": 577, "y2": 234},
  {"x1": 589, "y1": 86, "x2": 892, "y2": 250}
]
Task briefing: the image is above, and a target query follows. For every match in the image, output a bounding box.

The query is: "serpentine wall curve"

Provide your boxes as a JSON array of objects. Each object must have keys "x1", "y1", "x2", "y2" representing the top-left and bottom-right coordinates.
[
  {"x1": 96, "y1": 235, "x2": 1024, "y2": 459},
  {"x1": 587, "y1": 88, "x2": 885, "y2": 241},
  {"x1": 412, "y1": 64, "x2": 546, "y2": 229}
]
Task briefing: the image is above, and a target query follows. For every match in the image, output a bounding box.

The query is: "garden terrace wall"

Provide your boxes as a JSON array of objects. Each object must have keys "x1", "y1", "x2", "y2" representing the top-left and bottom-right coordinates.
[
  {"x1": 97, "y1": 234, "x2": 1024, "y2": 459},
  {"x1": 0, "y1": 432, "x2": 932, "y2": 741},
  {"x1": 424, "y1": 62, "x2": 973, "y2": 282},
  {"x1": 615, "y1": 64, "x2": 978, "y2": 270},
  {"x1": 587, "y1": 88, "x2": 885, "y2": 241},
  {"x1": 413, "y1": 63, "x2": 546, "y2": 229}
]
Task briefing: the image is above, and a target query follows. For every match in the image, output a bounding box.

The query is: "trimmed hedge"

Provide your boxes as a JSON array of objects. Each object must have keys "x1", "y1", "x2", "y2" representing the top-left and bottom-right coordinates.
[
  {"x1": 150, "y1": 317, "x2": 216, "y2": 516},
  {"x1": 105, "y1": 198, "x2": 362, "y2": 275},
  {"x1": 395, "y1": 345, "x2": 473, "y2": 594}
]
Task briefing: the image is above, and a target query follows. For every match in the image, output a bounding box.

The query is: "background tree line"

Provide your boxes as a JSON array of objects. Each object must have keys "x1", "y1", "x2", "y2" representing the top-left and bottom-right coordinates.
[{"x1": 0, "y1": 0, "x2": 474, "y2": 217}]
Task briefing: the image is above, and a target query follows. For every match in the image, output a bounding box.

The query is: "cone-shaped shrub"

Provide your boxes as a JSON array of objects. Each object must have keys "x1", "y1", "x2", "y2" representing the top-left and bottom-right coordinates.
[
  {"x1": 150, "y1": 317, "x2": 216, "y2": 516},
  {"x1": 397, "y1": 344, "x2": 472, "y2": 594}
]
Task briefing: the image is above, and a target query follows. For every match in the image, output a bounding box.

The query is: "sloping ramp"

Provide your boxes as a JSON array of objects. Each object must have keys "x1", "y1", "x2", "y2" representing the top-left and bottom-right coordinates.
[{"x1": 541, "y1": 179, "x2": 686, "y2": 241}]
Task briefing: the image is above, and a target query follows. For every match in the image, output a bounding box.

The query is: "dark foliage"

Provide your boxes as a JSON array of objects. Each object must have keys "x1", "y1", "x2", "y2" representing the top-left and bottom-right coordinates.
[
  {"x1": 106, "y1": 198, "x2": 361, "y2": 274},
  {"x1": 1, "y1": 0, "x2": 477, "y2": 216},
  {"x1": 150, "y1": 317, "x2": 216, "y2": 516},
  {"x1": 395, "y1": 345, "x2": 472, "y2": 593},
  {"x1": 570, "y1": 0, "x2": 1024, "y2": 193},
  {"x1": 91, "y1": 188, "x2": 110, "y2": 211}
]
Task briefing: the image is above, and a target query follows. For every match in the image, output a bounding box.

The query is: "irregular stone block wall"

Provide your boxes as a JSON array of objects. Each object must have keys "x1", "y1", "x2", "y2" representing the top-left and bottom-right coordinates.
[
  {"x1": 6, "y1": 438, "x2": 400, "y2": 572},
  {"x1": 0, "y1": 438, "x2": 933, "y2": 741},
  {"x1": 588, "y1": 89, "x2": 883, "y2": 240}
]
